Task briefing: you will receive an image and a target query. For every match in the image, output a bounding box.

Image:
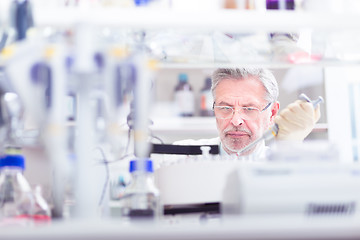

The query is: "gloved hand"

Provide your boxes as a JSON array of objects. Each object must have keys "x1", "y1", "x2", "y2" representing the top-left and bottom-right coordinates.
[{"x1": 275, "y1": 100, "x2": 321, "y2": 141}]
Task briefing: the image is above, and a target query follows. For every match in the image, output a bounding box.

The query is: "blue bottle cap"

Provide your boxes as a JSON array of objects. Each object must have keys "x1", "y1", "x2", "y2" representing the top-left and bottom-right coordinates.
[
  {"x1": 134, "y1": 0, "x2": 150, "y2": 6},
  {"x1": 0, "y1": 155, "x2": 25, "y2": 170},
  {"x1": 178, "y1": 73, "x2": 188, "y2": 82},
  {"x1": 129, "y1": 159, "x2": 153, "y2": 173}
]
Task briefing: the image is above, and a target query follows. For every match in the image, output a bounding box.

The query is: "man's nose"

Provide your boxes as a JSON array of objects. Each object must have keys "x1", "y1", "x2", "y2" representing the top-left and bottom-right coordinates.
[{"x1": 230, "y1": 111, "x2": 244, "y2": 126}]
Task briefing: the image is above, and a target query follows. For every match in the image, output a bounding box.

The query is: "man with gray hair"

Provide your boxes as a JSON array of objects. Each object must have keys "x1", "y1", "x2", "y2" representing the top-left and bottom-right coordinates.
[{"x1": 175, "y1": 67, "x2": 320, "y2": 159}]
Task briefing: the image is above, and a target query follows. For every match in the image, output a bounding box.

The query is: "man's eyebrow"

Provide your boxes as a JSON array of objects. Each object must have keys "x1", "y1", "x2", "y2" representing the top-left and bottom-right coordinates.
[
  {"x1": 243, "y1": 103, "x2": 258, "y2": 107},
  {"x1": 216, "y1": 101, "x2": 233, "y2": 106},
  {"x1": 216, "y1": 101, "x2": 259, "y2": 107}
]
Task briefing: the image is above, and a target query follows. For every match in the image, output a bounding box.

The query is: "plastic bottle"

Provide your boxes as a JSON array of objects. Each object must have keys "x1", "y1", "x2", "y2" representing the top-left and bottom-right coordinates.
[
  {"x1": 200, "y1": 77, "x2": 214, "y2": 117},
  {"x1": 174, "y1": 73, "x2": 195, "y2": 117},
  {"x1": 120, "y1": 158, "x2": 160, "y2": 221},
  {"x1": 0, "y1": 154, "x2": 34, "y2": 227}
]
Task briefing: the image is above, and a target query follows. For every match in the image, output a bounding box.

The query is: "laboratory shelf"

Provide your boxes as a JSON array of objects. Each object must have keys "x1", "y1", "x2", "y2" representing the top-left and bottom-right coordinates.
[
  {"x1": 158, "y1": 61, "x2": 360, "y2": 70},
  {"x1": 32, "y1": 7, "x2": 360, "y2": 31},
  {"x1": 23, "y1": 7, "x2": 360, "y2": 68}
]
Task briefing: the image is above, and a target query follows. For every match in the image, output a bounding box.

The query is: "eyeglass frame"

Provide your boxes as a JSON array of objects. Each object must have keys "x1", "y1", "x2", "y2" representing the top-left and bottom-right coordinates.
[{"x1": 212, "y1": 102, "x2": 272, "y2": 120}]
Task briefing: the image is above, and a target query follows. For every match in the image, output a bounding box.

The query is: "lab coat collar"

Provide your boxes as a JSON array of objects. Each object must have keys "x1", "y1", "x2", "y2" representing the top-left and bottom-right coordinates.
[{"x1": 219, "y1": 140, "x2": 267, "y2": 161}]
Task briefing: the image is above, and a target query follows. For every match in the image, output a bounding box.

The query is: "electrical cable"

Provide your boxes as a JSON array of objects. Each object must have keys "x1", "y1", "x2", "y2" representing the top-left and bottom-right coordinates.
[{"x1": 94, "y1": 146, "x2": 110, "y2": 207}]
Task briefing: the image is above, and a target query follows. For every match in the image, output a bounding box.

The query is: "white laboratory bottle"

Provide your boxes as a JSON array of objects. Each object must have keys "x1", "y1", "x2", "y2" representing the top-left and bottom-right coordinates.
[
  {"x1": 200, "y1": 77, "x2": 214, "y2": 117},
  {"x1": 120, "y1": 159, "x2": 160, "y2": 221},
  {"x1": 174, "y1": 73, "x2": 195, "y2": 117},
  {"x1": 0, "y1": 154, "x2": 34, "y2": 227}
]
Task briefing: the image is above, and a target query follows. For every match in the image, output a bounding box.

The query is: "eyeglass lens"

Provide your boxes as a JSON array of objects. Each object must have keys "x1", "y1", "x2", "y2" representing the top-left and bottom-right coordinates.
[{"x1": 214, "y1": 106, "x2": 260, "y2": 120}]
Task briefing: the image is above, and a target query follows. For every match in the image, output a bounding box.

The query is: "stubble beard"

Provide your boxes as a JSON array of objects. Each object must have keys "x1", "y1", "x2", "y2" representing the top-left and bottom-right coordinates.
[{"x1": 222, "y1": 127, "x2": 254, "y2": 155}]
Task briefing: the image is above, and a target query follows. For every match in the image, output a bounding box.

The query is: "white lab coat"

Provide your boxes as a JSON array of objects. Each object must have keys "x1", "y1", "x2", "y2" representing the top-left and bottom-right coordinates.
[
  {"x1": 174, "y1": 137, "x2": 268, "y2": 159},
  {"x1": 151, "y1": 137, "x2": 268, "y2": 168}
]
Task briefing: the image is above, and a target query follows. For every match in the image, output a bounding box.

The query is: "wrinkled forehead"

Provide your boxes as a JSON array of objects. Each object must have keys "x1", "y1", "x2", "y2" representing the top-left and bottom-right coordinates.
[{"x1": 214, "y1": 77, "x2": 267, "y2": 105}]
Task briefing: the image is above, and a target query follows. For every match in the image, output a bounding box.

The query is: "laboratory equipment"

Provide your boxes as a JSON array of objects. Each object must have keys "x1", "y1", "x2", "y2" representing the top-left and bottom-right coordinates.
[
  {"x1": 0, "y1": 152, "x2": 34, "y2": 227},
  {"x1": 267, "y1": 140, "x2": 339, "y2": 162},
  {"x1": 0, "y1": 91, "x2": 24, "y2": 151},
  {"x1": 236, "y1": 93, "x2": 324, "y2": 155},
  {"x1": 151, "y1": 143, "x2": 219, "y2": 155},
  {"x1": 120, "y1": 158, "x2": 160, "y2": 220},
  {"x1": 9, "y1": 0, "x2": 34, "y2": 41},
  {"x1": 222, "y1": 160, "x2": 360, "y2": 216},
  {"x1": 155, "y1": 155, "x2": 237, "y2": 214},
  {"x1": 155, "y1": 140, "x2": 357, "y2": 218}
]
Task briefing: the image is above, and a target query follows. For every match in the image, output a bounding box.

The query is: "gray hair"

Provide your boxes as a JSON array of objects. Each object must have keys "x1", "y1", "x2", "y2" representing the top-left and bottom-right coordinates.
[{"x1": 211, "y1": 68, "x2": 279, "y2": 103}]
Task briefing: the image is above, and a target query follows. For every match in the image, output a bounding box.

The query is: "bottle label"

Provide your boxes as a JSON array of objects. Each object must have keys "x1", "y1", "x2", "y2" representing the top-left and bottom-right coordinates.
[
  {"x1": 201, "y1": 90, "x2": 213, "y2": 111},
  {"x1": 175, "y1": 90, "x2": 195, "y2": 116}
]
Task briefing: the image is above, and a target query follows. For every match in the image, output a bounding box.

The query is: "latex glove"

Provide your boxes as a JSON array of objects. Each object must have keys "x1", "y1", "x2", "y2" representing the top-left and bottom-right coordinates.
[{"x1": 275, "y1": 100, "x2": 321, "y2": 141}]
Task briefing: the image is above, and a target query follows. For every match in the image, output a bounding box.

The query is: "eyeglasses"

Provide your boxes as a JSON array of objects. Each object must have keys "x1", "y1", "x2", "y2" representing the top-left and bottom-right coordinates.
[{"x1": 213, "y1": 102, "x2": 272, "y2": 120}]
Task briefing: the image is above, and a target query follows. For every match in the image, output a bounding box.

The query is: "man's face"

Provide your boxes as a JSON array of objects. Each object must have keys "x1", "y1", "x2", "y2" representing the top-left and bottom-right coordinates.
[{"x1": 214, "y1": 77, "x2": 279, "y2": 155}]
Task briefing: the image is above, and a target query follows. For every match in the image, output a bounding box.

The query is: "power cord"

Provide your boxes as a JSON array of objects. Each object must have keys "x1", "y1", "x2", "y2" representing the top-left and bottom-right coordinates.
[{"x1": 94, "y1": 146, "x2": 110, "y2": 207}]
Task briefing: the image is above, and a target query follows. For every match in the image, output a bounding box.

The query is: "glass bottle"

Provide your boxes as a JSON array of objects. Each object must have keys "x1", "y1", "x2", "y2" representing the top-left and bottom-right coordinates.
[
  {"x1": 200, "y1": 77, "x2": 214, "y2": 117},
  {"x1": 120, "y1": 158, "x2": 160, "y2": 221},
  {"x1": 32, "y1": 185, "x2": 51, "y2": 225},
  {"x1": 174, "y1": 73, "x2": 195, "y2": 117},
  {"x1": 266, "y1": 0, "x2": 295, "y2": 10},
  {"x1": 0, "y1": 154, "x2": 34, "y2": 227}
]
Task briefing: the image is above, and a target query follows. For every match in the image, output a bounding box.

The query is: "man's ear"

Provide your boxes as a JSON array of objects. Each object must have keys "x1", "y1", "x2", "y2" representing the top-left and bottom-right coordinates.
[{"x1": 270, "y1": 101, "x2": 280, "y2": 123}]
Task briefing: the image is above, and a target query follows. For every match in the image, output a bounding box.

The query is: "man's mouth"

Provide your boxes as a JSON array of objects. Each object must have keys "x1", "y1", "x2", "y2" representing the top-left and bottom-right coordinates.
[{"x1": 226, "y1": 131, "x2": 250, "y2": 138}]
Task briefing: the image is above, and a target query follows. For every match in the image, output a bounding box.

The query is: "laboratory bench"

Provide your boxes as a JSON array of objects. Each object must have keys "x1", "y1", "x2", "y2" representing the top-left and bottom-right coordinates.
[{"x1": 1, "y1": 215, "x2": 360, "y2": 240}]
